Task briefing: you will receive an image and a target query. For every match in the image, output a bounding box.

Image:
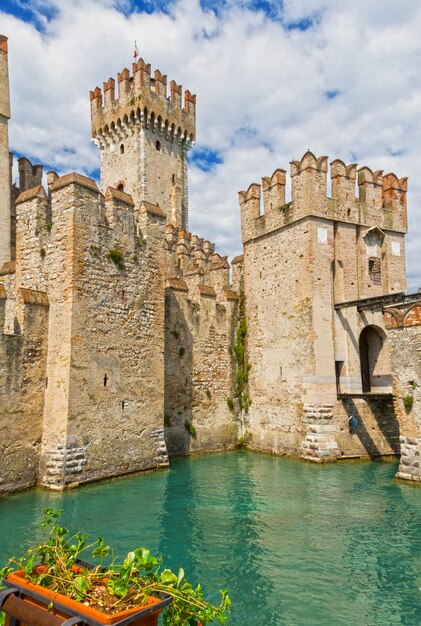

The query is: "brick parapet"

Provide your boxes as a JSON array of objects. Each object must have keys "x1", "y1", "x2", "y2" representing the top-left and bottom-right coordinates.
[
  {"x1": 239, "y1": 150, "x2": 408, "y2": 244},
  {"x1": 90, "y1": 55, "x2": 196, "y2": 146},
  {"x1": 164, "y1": 224, "x2": 234, "y2": 293},
  {"x1": 16, "y1": 158, "x2": 44, "y2": 194}
]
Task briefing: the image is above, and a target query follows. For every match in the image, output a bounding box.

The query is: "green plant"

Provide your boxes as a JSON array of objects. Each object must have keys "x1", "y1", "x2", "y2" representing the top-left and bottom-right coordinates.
[
  {"x1": 132, "y1": 255, "x2": 138, "y2": 263},
  {"x1": 236, "y1": 432, "x2": 252, "y2": 448},
  {"x1": 184, "y1": 421, "x2": 197, "y2": 438},
  {"x1": 40, "y1": 248, "x2": 46, "y2": 259},
  {"x1": 279, "y1": 201, "x2": 292, "y2": 212},
  {"x1": 90, "y1": 244, "x2": 100, "y2": 258},
  {"x1": 233, "y1": 295, "x2": 252, "y2": 416},
  {"x1": 403, "y1": 395, "x2": 414, "y2": 412},
  {"x1": 205, "y1": 388, "x2": 211, "y2": 400},
  {"x1": 0, "y1": 509, "x2": 230, "y2": 626},
  {"x1": 164, "y1": 414, "x2": 172, "y2": 427},
  {"x1": 46, "y1": 221, "x2": 53, "y2": 232},
  {"x1": 179, "y1": 346, "x2": 185, "y2": 358},
  {"x1": 226, "y1": 398, "x2": 235, "y2": 413},
  {"x1": 107, "y1": 248, "x2": 125, "y2": 271}
]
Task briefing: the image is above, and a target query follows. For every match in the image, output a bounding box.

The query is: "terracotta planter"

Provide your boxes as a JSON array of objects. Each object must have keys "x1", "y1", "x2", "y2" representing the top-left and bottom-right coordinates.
[{"x1": 1, "y1": 566, "x2": 171, "y2": 626}]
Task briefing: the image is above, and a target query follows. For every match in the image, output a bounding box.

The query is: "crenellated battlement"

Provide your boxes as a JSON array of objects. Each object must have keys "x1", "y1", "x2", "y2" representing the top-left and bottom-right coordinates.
[
  {"x1": 164, "y1": 223, "x2": 233, "y2": 294},
  {"x1": 290, "y1": 152, "x2": 328, "y2": 177},
  {"x1": 240, "y1": 150, "x2": 408, "y2": 243},
  {"x1": 90, "y1": 55, "x2": 196, "y2": 147},
  {"x1": 10, "y1": 173, "x2": 170, "y2": 300}
]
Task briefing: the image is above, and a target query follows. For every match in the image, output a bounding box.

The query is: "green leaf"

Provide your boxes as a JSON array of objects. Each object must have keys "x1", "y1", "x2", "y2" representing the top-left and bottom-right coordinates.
[
  {"x1": 92, "y1": 544, "x2": 109, "y2": 557},
  {"x1": 160, "y1": 569, "x2": 178, "y2": 585},
  {"x1": 106, "y1": 578, "x2": 128, "y2": 598},
  {"x1": 24, "y1": 554, "x2": 35, "y2": 577},
  {"x1": 72, "y1": 575, "x2": 91, "y2": 600},
  {"x1": 123, "y1": 551, "x2": 135, "y2": 567},
  {"x1": 177, "y1": 568, "x2": 185, "y2": 587}
]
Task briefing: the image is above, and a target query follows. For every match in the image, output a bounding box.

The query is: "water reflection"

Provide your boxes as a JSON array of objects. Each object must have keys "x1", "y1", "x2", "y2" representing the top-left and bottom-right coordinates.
[
  {"x1": 0, "y1": 454, "x2": 419, "y2": 626},
  {"x1": 157, "y1": 452, "x2": 278, "y2": 623}
]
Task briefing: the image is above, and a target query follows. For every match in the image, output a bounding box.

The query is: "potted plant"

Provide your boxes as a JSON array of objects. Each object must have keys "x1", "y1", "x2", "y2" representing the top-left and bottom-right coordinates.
[{"x1": 0, "y1": 509, "x2": 230, "y2": 626}]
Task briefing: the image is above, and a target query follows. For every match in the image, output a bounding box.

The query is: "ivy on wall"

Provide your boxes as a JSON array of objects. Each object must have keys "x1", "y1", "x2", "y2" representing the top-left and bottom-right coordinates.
[{"x1": 233, "y1": 294, "x2": 252, "y2": 421}]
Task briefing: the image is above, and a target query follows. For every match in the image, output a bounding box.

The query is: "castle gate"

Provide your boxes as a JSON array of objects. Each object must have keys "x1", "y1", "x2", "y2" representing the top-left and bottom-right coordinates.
[{"x1": 359, "y1": 325, "x2": 387, "y2": 393}]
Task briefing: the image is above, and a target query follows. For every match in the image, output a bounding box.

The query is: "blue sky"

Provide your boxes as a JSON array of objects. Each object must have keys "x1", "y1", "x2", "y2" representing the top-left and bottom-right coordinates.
[{"x1": 1, "y1": 0, "x2": 420, "y2": 289}]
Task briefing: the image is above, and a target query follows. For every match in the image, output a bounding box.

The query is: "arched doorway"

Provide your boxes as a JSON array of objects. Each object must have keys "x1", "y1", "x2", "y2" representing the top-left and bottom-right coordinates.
[{"x1": 359, "y1": 325, "x2": 386, "y2": 393}]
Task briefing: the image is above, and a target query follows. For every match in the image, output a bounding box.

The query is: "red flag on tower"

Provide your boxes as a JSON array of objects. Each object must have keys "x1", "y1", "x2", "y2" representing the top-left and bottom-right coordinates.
[{"x1": 133, "y1": 41, "x2": 139, "y2": 60}]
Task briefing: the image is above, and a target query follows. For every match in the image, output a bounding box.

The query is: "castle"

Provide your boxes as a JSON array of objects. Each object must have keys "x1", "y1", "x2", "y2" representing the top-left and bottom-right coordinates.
[{"x1": 0, "y1": 34, "x2": 420, "y2": 493}]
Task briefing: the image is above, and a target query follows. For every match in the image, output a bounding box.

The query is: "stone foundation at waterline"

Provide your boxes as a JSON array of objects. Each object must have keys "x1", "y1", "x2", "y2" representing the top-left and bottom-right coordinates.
[{"x1": 385, "y1": 305, "x2": 421, "y2": 483}]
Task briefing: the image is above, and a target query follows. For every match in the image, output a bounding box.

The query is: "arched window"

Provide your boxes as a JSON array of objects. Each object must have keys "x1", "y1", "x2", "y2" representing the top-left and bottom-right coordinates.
[
  {"x1": 120, "y1": 144, "x2": 124, "y2": 155},
  {"x1": 156, "y1": 140, "x2": 161, "y2": 151},
  {"x1": 117, "y1": 182, "x2": 124, "y2": 191}
]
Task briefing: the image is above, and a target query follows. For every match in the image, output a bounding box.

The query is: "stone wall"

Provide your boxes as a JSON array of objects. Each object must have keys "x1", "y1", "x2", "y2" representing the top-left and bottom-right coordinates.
[
  {"x1": 97, "y1": 123, "x2": 188, "y2": 227},
  {"x1": 0, "y1": 168, "x2": 241, "y2": 492},
  {"x1": 385, "y1": 302, "x2": 421, "y2": 483},
  {"x1": 5, "y1": 175, "x2": 170, "y2": 490},
  {"x1": 164, "y1": 280, "x2": 239, "y2": 456},
  {"x1": 0, "y1": 286, "x2": 49, "y2": 493}
]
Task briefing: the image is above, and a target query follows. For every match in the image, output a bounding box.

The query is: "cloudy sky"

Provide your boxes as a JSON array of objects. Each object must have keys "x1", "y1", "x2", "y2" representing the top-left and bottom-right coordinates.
[{"x1": 1, "y1": 0, "x2": 420, "y2": 290}]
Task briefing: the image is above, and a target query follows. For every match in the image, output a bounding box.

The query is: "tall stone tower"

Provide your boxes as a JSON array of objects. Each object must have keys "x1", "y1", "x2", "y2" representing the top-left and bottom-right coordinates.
[
  {"x1": 90, "y1": 57, "x2": 196, "y2": 229},
  {"x1": 0, "y1": 34, "x2": 11, "y2": 266},
  {"x1": 239, "y1": 151, "x2": 408, "y2": 461}
]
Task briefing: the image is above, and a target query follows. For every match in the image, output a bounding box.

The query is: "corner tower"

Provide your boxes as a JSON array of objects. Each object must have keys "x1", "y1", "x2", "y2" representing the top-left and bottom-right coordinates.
[
  {"x1": 239, "y1": 151, "x2": 408, "y2": 462},
  {"x1": 90, "y1": 57, "x2": 196, "y2": 229},
  {"x1": 0, "y1": 34, "x2": 11, "y2": 266}
]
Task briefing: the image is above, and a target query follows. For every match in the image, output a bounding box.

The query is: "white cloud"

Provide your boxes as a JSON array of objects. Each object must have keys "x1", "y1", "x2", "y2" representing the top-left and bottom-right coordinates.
[{"x1": 1, "y1": 0, "x2": 420, "y2": 290}]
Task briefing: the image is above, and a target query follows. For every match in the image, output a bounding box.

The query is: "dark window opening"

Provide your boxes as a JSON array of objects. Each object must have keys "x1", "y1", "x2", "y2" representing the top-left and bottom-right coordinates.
[
  {"x1": 335, "y1": 361, "x2": 343, "y2": 395},
  {"x1": 121, "y1": 400, "x2": 125, "y2": 410},
  {"x1": 368, "y1": 257, "x2": 381, "y2": 285},
  {"x1": 117, "y1": 183, "x2": 124, "y2": 191},
  {"x1": 172, "y1": 174, "x2": 176, "y2": 184},
  {"x1": 156, "y1": 140, "x2": 161, "y2": 151},
  {"x1": 103, "y1": 373, "x2": 108, "y2": 387},
  {"x1": 120, "y1": 144, "x2": 124, "y2": 154},
  {"x1": 359, "y1": 326, "x2": 385, "y2": 393}
]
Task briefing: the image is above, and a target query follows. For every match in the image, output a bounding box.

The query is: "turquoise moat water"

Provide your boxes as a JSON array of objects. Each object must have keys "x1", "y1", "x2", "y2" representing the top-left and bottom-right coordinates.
[{"x1": 0, "y1": 452, "x2": 420, "y2": 625}]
